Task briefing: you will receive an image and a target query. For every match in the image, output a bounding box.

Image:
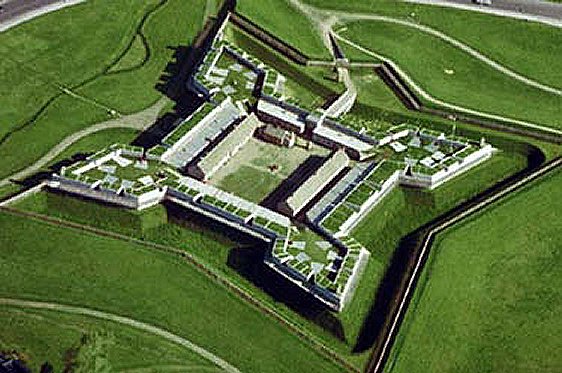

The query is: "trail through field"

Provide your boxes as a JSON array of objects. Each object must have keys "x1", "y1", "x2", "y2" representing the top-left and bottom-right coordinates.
[
  {"x1": 0, "y1": 0, "x2": 86, "y2": 33},
  {"x1": 120, "y1": 365, "x2": 221, "y2": 373},
  {"x1": 0, "y1": 206, "x2": 355, "y2": 373},
  {"x1": 0, "y1": 98, "x2": 168, "y2": 188},
  {"x1": 403, "y1": 0, "x2": 562, "y2": 28},
  {"x1": 332, "y1": 33, "x2": 562, "y2": 136},
  {"x1": 332, "y1": 12, "x2": 562, "y2": 96},
  {"x1": 0, "y1": 297, "x2": 241, "y2": 373},
  {"x1": 287, "y1": 0, "x2": 562, "y2": 136}
]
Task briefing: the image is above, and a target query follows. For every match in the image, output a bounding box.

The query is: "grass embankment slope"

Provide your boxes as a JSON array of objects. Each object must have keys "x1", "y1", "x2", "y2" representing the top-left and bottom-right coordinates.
[
  {"x1": 386, "y1": 169, "x2": 562, "y2": 373},
  {"x1": 0, "y1": 212, "x2": 345, "y2": 373},
  {"x1": 303, "y1": 0, "x2": 562, "y2": 86},
  {"x1": 0, "y1": 0, "x2": 205, "y2": 181},
  {"x1": 341, "y1": 150, "x2": 528, "y2": 346},
  {"x1": 15, "y1": 145, "x2": 529, "y2": 369},
  {"x1": 340, "y1": 21, "x2": 561, "y2": 129},
  {"x1": 302, "y1": 0, "x2": 562, "y2": 129},
  {"x1": 237, "y1": 0, "x2": 330, "y2": 59},
  {"x1": 0, "y1": 307, "x2": 213, "y2": 372},
  {"x1": 224, "y1": 24, "x2": 344, "y2": 109}
]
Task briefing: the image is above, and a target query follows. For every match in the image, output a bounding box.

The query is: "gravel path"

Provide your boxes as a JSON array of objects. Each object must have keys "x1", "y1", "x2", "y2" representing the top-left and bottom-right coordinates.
[
  {"x1": 333, "y1": 33, "x2": 562, "y2": 136},
  {"x1": 0, "y1": 297, "x2": 241, "y2": 373},
  {"x1": 286, "y1": 0, "x2": 562, "y2": 136},
  {"x1": 403, "y1": 0, "x2": 562, "y2": 28},
  {"x1": 0, "y1": 98, "x2": 168, "y2": 188},
  {"x1": 0, "y1": 0, "x2": 85, "y2": 33}
]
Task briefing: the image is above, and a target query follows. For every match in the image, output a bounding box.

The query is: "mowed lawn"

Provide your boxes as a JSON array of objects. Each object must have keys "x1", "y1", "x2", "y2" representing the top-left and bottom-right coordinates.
[
  {"x1": 217, "y1": 165, "x2": 282, "y2": 203},
  {"x1": 0, "y1": 0, "x2": 205, "y2": 181},
  {"x1": 385, "y1": 170, "x2": 562, "y2": 373},
  {"x1": 304, "y1": 0, "x2": 562, "y2": 87},
  {"x1": 212, "y1": 137, "x2": 328, "y2": 203},
  {"x1": 237, "y1": 0, "x2": 330, "y2": 59},
  {"x1": 342, "y1": 151, "x2": 528, "y2": 346},
  {"x1": 0, "y1": 307, "x2": 213, "y2": 372},
  {"x1": 13, "y1": 146, "x2": 531, "y2": 369},
  {"x1": 0, "y1": 212, "x2": 345, "y2": 373},
  {"x1": 340, "y1": 21, "x2": 562, "y2": 130}
]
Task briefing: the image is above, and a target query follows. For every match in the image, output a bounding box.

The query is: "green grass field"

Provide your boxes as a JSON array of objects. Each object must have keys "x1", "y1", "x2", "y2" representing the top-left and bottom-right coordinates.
[
  {"x1": 224, "y1": 25, "x2": 344, "y2": 110},
  {"x1": 217, "y1": 165, "x2": 283, "y2": 203},
  {"x1": 2, "y1": 1, "x2": 560, "y2": 371},
  {"x1": 0, "y1": 307, "x2": 213, "y2": 372},
  {"x1": 340, "y1": 151, "x2": 528, "y2": 345},
  {"x1": 76, "y1": 0, "x2": 206, "y2": 113},
  {"x1": 237, "y1": 0, "x2": 330, "y2": 60},
  {"x1": 341, "y1": 21, "x2": 562, "y2": 129},
  {"x1": 0, "y1": 211, "x2": 345, "y2": 373},
  {"x1": 385, "y1": 169, "x2": 562, "y2": 373},
  {"x1": 350, "y1": 69, "x2": 407, "y2": 113},
  {"x1": 212, "y1": 136, "x2": 328, "y2": 203},
  {"x1": 318, "y1": 0, "x2": 561, "y2": 84},
  {"x1": 0, "y1": 0, "x2": 205, "y2": 181},
  {"x1": 14, "y1": 144, "x2": 528, "y2": 369},
  {"x1": 303, "y1": 0, "x2": 562, "y2": 86},
  {"x1": 107, "y1": 34, "x2": 148, "y2": 73},
  {"x1": 50, "y1": 128, "x2": 141, "y2": 165},
  {"x1": 0, "y1": 0, "x2": 152, "y2": 140}
]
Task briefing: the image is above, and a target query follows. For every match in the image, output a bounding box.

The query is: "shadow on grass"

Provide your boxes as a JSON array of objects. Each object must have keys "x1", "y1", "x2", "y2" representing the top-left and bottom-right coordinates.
[
  {"x1": 353, "y1": 144, "x2": 545, "y2": 354},
  {"x1": 260, "y1": 155, "x2": 325, "y2": 211},
  {"x1": 165, "y1": 202, "x2": 347, "y2": 342},
  {"x1": 227, "y1": 246, "x2": 347, "y2": 342},
  {"x1": 133, "y1": 0, "x2": 237, "y2": 149}
]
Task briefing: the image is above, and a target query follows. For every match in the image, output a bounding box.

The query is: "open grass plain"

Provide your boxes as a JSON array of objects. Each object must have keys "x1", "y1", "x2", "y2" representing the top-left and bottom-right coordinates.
[
  {"x1": 340, "y1": 21, "x2": 562, "y2": 129},
  {"x1": 0, "y1": 212, "x2": 346, "y2": 373},
  {"x1": 301, "y1": 0, "x2": 562, "y2": 130},
  {"x1": 0, "y1": 0, "x2": 206, "y2": 181},
  {"x1": 237, "y1": 0, "x2": 330, "y2": 59},
  {"x1": 0, "y1": 307, "x2": 214, "y2": 372},
  {"x1": 385, "y1": 169, "x2": 561, "y2": 373},
  {"x1": 14, "y1": 144, "x2": 529, "y2": 368},
  {"x1": 1, "y1": 0, "x2": 560, "y2": 372}
]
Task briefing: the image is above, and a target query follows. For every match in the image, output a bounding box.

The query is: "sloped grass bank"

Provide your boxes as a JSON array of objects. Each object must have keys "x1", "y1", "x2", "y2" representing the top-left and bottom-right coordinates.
[
  {"x1": 385, "y1": 169, "x2": 562, "y2": 373},
  {"x1": 0, "y1": 212, "x2": 346, "y2": 373}
]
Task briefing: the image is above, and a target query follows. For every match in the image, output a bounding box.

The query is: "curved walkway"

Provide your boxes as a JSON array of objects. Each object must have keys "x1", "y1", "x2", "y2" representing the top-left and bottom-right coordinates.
[
  {"x1": 290, "y1": 0, "x2": 561, "y2": 96},
  {"x1": 0, "y1": 0, "x2": 86, "y2": 33},
  {"x1": 333, "y1": 12, "x2": 561, "y2": 96},
  {"x1": 332, "y1": 33, "x2": 562, "y2": 136},
  {"x1": 0, "y1": 97, "x2": 168, "y2": 188},
  {"x1": 120, "y1": 365, "x2": 220, "y2": 373},
  {"x1": 0, "y1": 297, "x2": 241, "y2": 373},
  {"x1": 286, "y1": 0, "x2": 562, "y2": 136},
  {"x1": 403, "y1": 0, "x2": 562, "y2": 29}
]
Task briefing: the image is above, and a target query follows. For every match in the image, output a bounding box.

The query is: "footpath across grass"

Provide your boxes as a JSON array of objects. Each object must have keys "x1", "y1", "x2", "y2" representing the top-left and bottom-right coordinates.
[
  {"x1": 385, "y1": 169, "x2": 562, "y2": 373},
  {"x1": 304, "y1": 0, "x2": 562, "y2": 87},
  {"x1": 0, "y1": 0, "x2": 153, "y2": 139},
  {"x1": 0, "y1": 212, "x2": 346, "y2": 373},
  {"x1": 341, "y1": 20, "x2": 562, "y2": 130},
  {"x1": 13, "y1": 143, "x2": 529, "y2": 369},
  {"x1": 0, "y1": 307, "x2": 213, "y2": 372},
  {"x1": 0, "y1": 0, "x2": 205, "y2": 181}
]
